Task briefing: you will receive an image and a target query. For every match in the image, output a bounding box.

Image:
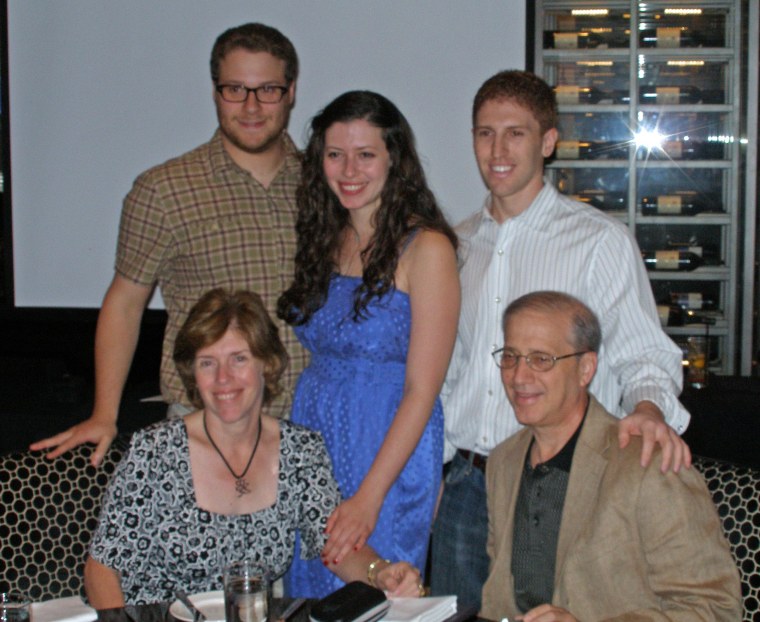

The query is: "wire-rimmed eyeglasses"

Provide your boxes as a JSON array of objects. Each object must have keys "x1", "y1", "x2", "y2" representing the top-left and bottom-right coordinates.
[
  {"x1": 215, "y1": 83, "x2": 290, "y2": 104},
  {"x1": 491, "y1": 347, "x2": 589, "y2": 372}
]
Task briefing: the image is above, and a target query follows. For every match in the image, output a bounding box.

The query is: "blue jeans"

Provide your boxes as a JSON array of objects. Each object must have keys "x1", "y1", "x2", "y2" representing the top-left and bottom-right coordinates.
[{"x1": 429, "y1": 452, "x2": 490, "y2": 610}]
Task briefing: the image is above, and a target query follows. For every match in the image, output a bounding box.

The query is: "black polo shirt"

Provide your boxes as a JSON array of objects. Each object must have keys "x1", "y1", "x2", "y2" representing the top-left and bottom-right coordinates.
[{"x1": 511, "y1": 409, "x2": 587, "y2": 613}]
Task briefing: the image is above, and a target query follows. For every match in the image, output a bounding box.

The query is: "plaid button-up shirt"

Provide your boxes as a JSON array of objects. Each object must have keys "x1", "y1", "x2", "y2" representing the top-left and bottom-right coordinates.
[{"x1": 116, "y1": 130, "x2": 307, "y2": 413}]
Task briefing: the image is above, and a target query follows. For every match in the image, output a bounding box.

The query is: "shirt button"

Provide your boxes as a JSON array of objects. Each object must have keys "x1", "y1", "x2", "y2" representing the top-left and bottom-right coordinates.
[
  {"x1": 487, "y1": 389, "x2": 493, "y2": 396},
  {"x1": 533, "y1": 516, "x2": 539, "y2": 527},
  {"x1": 497, "y1": 249, "x2": 504, "y2": 256},
  {"x1": 494, "y1": 296, "x2": 501, "y2": 304}
]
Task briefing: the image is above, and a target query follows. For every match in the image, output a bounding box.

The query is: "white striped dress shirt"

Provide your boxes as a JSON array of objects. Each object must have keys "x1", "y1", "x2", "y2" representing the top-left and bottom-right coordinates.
[{"x1": 442, "y1": 182, "x2": 690, "y2": 461}]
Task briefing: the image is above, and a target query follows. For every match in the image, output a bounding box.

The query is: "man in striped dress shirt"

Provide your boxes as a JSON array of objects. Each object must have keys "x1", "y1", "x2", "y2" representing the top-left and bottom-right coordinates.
[{"x1": 430, "y1": 70, "x2": 692, "y2": 609}]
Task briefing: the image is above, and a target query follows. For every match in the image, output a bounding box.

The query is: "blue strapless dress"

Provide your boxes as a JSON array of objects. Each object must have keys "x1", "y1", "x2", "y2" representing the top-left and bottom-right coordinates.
[{"x1": 284, "y1": 274, "x2": 443, "y2": 598}]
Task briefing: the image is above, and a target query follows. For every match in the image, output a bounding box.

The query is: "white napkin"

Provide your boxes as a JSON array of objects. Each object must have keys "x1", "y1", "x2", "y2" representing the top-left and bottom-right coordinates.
[
  {"x1": 31, "y1": 596, "x2": 97, "y2": 622},
  {"x1": 383, "y1": 596, "x2": 457, "y2": 622}
]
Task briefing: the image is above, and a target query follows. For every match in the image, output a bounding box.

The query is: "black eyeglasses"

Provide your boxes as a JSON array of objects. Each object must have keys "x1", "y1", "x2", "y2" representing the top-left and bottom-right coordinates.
[
  {"x1": 491, "y1": 347, "x2": 589, "y2": 372},
  {"x1": 215, "y1": 83, "x2": 289, "y2": 104}
]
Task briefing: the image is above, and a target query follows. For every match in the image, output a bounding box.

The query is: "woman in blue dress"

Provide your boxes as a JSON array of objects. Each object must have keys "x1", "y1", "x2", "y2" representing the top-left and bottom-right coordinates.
[{"x1": 277, "y1": 91, "x2": 460, "y2": 598}]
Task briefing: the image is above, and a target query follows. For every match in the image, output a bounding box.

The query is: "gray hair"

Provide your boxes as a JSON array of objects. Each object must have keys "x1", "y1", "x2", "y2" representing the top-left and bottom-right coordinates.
[{"x1": 502, "y1": 291, "x2": 602, "y2": 352}]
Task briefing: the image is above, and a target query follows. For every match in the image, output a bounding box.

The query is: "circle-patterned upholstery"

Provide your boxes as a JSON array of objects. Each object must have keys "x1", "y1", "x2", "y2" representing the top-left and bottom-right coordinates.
[
  {"x1": 0, "y1": 437, "x2": 129, "y2": 601},
  {"x1": 693, "y1": 455, "x2": 760, "y2": 622}
]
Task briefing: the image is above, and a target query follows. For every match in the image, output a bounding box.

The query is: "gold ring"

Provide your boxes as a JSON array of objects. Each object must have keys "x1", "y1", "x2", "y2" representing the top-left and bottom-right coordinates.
[{"x1": 418, "y1": 582, "x2": 427, "y2": 597}]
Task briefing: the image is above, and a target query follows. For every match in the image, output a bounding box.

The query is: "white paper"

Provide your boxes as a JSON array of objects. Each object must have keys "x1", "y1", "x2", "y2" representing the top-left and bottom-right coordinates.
[{"x1": 383, "y1": 596, "x2": 457, "y2": 622}]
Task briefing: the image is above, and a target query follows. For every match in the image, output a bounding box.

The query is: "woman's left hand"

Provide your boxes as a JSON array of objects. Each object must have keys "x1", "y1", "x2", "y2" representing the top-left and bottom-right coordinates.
[
  {"x1": 323, "y1": 494, "x2": 381, "y2": 564},
  {"x1": 375, "y1": 561, "x2": 423, "y2": 598}
]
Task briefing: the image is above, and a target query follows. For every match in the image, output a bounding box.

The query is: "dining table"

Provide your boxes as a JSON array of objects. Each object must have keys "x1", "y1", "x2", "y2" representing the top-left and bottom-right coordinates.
[{"x1": 32, "y1": 596, "x2": 480, "y2": 622}]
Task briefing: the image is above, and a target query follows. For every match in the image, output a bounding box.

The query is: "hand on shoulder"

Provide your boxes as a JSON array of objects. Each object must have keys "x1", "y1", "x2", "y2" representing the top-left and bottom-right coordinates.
[{"x1": 618, "y1": 401, "x2": 692, "y2": 473}]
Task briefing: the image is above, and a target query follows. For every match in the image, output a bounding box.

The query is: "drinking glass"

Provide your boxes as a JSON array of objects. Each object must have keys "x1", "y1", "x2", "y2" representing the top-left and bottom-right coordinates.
[
  {"x1": 0, "y1": 593, "x2": 30, "y2": 622},
  {"x1": 686, "y1": 335, "x2": 708, "y2": 388},
  {"x1": 223, "y1": 561, "x2": 271, "y2": 622}
]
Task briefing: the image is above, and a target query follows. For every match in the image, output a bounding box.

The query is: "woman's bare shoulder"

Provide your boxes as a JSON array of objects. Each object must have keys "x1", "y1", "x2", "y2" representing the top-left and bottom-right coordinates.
[{"x1": 405, "y1": 229, "x2": 456, "y2": 262}]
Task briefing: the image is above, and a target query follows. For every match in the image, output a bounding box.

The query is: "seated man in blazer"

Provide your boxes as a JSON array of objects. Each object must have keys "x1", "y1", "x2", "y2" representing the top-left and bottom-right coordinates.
[{"x1": 481, "y1": 290, "x2": 741, "y2": 621}]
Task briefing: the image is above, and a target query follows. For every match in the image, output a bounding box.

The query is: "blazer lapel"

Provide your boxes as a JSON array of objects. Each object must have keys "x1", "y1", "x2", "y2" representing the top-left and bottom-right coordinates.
[
  {"x1": 490, "y1": 430, "x2": 533, "y2": 615},
  {"x1": 553, "y1": 398, "x2": 610, "y2": 583}
]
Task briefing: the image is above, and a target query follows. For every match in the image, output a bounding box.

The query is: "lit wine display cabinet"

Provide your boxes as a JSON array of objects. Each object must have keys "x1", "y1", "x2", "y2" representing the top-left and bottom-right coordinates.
[{"x1": 532, "y1": 0, "x2": 758, "y2": 376}]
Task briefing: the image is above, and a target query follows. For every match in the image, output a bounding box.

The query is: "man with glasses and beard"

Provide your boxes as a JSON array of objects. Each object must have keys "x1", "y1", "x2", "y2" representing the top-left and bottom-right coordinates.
[{"x1": 32, "y1": 23, "x2": 308, "y2": 465}]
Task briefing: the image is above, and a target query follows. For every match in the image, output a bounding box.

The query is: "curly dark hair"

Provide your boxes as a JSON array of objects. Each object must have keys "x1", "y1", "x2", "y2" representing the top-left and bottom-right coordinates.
[
  {"x1": 277, "y1": 90, "x2": 457, "y2": 325},
  {"x1": 174, "y1": 288, "x2": 288, "y2": 410}
]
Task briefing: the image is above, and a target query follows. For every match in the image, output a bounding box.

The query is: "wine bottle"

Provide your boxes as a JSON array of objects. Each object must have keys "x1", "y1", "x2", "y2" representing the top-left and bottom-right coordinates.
[
  {"x1": 554, "y1": 85, "x2": 612, "y2": 105},
  {"x1": 664, "y1": 141, "x2": 725, "y2": 160},
  {"x1": 544, "y1": 30, "x2": 628, "y2": 50},
  {"x1": 657, "y1": 304, "x2": 686, "y2": 327},
  {"x1": 669, "y1": 292, "x2": 718, "y2": 311},
  {"x1": 615, "y1": 87, "x2": 725, "y2": 106},
  {"x1": 638, "y1": 26, "x2": 725, "y2": 49},
  {"x1": 638, "y1": 85, "x2": 703, "y2": 105},
  {"x1": 570, "y1": 190, "x2": 626, "y2": 212},
  {"x1": 640, "y1": 194, "x2": 721, "y2": 216},
  {"x1": 700, "y1": 89, "x2": 727, "y2": 105},
  {"x1": 555, "y1": 140, "x2": 629, "y2": 160},
  {"x1": 639, "y1": 140, "x2": 725, "y2": 161},
  {"x1": 665, "y1": 241, "x2": 722, "y2": 266},
  {"x1": 656, "y1": 303, "x2": 718, "y2": 327},
  {"x1": 642, "y1": 250, "x2": 704, "y2": 271}
]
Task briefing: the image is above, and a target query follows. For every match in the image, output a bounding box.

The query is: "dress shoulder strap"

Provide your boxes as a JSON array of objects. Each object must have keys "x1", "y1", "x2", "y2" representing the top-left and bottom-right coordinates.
[{"x1": 401, "y1": 228, "x2": 421, "y2": 255}]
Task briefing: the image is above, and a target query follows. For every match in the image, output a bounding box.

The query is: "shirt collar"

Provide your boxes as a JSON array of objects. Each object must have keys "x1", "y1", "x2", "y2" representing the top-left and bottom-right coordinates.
[
  {"x1": 526, "y1": 397, "x2": 590, "y2": 473},
  {"x1": 478, "y1": 180, "x2": 561, "y2": 234},
  {"x1": 208, "y1": 129, "x2": 301, "y2": 181}
]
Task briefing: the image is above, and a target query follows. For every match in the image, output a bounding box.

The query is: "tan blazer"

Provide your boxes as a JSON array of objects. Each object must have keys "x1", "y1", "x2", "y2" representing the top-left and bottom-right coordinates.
[{"x1": 481, "y1": 396, "x2": 742, "y2": 621}]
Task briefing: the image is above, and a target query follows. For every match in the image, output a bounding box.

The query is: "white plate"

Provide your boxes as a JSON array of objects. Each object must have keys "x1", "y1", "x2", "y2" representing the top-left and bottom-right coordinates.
[
  {"x1": 170, "y1": 590, "x2": 225, "y2": 622},
  {"x1": 31, "y1": 597, "x2": 96, "y2": 622}
]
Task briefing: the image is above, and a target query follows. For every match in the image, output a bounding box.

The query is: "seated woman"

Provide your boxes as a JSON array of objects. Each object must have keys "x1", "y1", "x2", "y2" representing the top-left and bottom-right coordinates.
[{"x1": 84, "y1": 288, "x2": 422, "y2": 607}]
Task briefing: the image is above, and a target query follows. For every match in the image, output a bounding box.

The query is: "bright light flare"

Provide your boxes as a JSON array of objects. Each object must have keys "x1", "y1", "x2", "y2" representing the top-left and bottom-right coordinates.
[{"x1": 635, "y1": 128, "x2": 665, "y2": 150}]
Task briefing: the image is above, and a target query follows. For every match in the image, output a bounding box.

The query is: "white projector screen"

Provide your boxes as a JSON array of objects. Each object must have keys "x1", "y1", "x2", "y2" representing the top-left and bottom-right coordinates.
[{"x1": 7, "y1": 0, "x2": 526, "y2": 308}]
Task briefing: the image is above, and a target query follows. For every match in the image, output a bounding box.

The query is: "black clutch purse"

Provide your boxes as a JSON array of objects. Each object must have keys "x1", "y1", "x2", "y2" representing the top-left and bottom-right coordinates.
[{"x1": 309, "y1": 581, "x2": 390, "y2": 622}]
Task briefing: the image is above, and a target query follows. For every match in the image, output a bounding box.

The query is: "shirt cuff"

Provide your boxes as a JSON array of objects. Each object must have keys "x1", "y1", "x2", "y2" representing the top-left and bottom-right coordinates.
[{"x1": 623, "y1": 385, "x2": 691, "y2": 435}]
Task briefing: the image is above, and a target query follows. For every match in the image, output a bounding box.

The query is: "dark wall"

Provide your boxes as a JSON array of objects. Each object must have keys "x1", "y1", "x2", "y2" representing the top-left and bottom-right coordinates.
[
  {"x1": 681, "y1": 376, "x2": 760, "y2": 469},
  {"x1": 0, "y1": 308, "x2": 167, "y2": 454}
]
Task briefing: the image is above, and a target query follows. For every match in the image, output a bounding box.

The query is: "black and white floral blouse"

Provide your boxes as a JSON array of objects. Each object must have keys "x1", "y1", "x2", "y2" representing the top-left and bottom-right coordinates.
[{"x1": 89, "y1": 418, "x2": 340, "y2": 604}]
